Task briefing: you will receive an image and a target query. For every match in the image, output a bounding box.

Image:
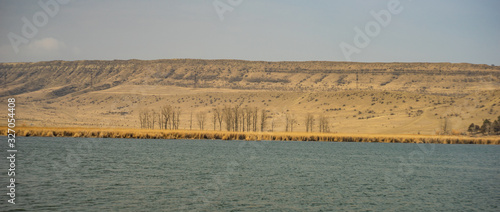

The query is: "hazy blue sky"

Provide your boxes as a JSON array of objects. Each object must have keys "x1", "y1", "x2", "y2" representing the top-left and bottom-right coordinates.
[{"x1": 0, "y1": 0, "x2": 499, "y2": 64}]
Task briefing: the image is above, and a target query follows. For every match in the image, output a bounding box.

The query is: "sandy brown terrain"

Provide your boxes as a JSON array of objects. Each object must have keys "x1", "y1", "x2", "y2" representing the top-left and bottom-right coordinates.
[{"x1": 0, "y1": 59, "x2": 499, "y2": 135}]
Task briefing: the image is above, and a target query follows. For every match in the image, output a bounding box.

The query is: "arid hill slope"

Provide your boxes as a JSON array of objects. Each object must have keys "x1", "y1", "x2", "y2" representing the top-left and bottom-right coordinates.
[
  {"x1": 1, "y1": 59, "x2": 499, "y2": 97},
  {"x1": 1, "y1": 59, "x2": 499, "y2": 134}
]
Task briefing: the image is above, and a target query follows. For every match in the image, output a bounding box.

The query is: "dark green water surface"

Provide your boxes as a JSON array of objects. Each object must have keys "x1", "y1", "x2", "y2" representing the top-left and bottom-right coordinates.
[{"x1": 1, "y1": 136, "x2": 498, "y2": 211}]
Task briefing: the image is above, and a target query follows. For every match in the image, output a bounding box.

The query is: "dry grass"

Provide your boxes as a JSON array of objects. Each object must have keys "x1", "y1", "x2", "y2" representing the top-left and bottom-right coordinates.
[
  {"x1": 2, "y1": 59, "x2": 499, "y2": 135},
  {"x1": 1, "y1": 126, "x2": 499, "y2": 145}
]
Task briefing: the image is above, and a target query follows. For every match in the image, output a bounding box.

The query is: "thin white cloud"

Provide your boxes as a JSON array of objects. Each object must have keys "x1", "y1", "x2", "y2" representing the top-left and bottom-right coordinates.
[
  {"x1": 0, "y1": 37, "x2": 81, "y2": 62},
  {"x1": 28, "y1": 37, "x2": 66, "y2": 52}
]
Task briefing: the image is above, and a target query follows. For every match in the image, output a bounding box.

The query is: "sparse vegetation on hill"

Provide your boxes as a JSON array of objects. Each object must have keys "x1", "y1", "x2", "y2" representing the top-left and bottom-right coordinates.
[{"x1": 0, "y1": 59, "x2": 498, "y2": 136}]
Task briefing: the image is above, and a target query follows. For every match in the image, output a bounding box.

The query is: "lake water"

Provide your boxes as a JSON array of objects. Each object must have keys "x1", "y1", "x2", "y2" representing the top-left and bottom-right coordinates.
[{"x1": 1, "y1": 136, "x2": 499, "y2": 211}]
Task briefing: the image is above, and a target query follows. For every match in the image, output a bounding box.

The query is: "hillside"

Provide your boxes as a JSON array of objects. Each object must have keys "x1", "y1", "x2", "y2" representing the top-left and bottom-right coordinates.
[{"x1": 1, "y1": 59, "x2": 499, "y2": 135}]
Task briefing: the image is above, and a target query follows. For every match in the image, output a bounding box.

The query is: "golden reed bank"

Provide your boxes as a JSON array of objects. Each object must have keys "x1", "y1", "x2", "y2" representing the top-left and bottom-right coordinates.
[{"x1": 1, "y1": 127, "x2": 499, "y2": 145}]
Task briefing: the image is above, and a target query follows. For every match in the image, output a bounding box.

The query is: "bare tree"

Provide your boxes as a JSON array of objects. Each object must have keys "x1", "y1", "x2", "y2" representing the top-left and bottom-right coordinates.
[
  {"x1": 290, "y1": 115, "x2": 296, "y2": 132},
  {"x1": 252, "y1": 107, "x2": 258, "y2": 132},
  {"x1": 139, "y1": 110, "x2": 148, "y2": 129},
  {"x1": 319, "y1": 115, "x2": 330, "y2": 133},
  {"x1": 197, "y1": 112, "x2": 206, "y2": 130},
  {"x1": 190, "y1": 112, "x2": 193, "y2": 130},
  {"x1": 161, "y1": 105, "x2": 172, "y2": 130},
  {"x1": 146, "y1": 110, "x2": 152, "y2": 129},
  {"x1": 233, "y1": 106, "x2": 239, "y2": 131},
  {"x1": 285, "y1": 113, "x2": 296, "y2": 132},
  {"x1": 305, "y1": 113, "x2": 314, "y2": 132},
  {"x1": 218, "y1": 106, "x2": 262, "y2": 132},
  {"x1": 240, "y1": 108, "x2": 246, "y2": 132},
  {"x1": 151, "y1": 110, "x2": 157, "y2": 129},
  {"x1": 223, "y1": 106, "x2": 233, "y2": 131},
  {"x1": 172, "y1": 109, "x2": 176, "y2": 129},
  {"x1": 245, "y1": 107, "x2": 253, "y2": 132},
  {"x1": 139, "y1": 110, "x2": 143, "y2": 128},
  {"x1": 159, "y1": 109, "x2": 163, "y2": 129},
  {"x1": 212, "y1": 109, "x2": 217, "y2": 131},
  {"x1": 139, "y1": 109, "x2": 154, "y2": 129},
  {"x1": 260, "y1": 109, "x2": 268, "y2": 132},
  {"x1": 285, "y1": 113, "x2": 290, "y2": 132},
  {"x1": 215, "y1": 107, "x2": 224, "y2": 131},
  {"x1": 175, "y1": 108, "x2": 181, "y2": 130}
]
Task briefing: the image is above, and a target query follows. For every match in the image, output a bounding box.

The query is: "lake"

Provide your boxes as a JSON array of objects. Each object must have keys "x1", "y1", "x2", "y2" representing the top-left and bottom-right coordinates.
[{"x1": 1, "y1": 136, "x2": 499, "y2": 211}]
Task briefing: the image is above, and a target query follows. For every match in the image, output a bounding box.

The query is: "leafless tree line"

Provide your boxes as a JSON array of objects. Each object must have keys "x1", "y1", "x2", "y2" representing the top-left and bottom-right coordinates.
[
  {"x1": 211, "y1": 106, "x2": 264, "y2": 132},
  {"x1": 139, "y1": 105, "x2": 180, "y2": 129},
  {"x1": 140, "y1": 105, "x2": 331, "y2": 133},
  {"x1": 175, "y1": 105, "x2": 269, "y2": 132},
  {"x1": 304, "y1": 113, "x2": 330, "y2": 133},
  {"x1": 318, "y1": 115, "x2": 330, "y2": 133},
  {"x1": 196, "y1": 112, "x2": 206, "y2": 130},
  {"x1": 139, "y1": 109, "x2": 155, "y2": 129},
  {"x1": 285, "y1": 113, "x2": 297, "y2": 132}
]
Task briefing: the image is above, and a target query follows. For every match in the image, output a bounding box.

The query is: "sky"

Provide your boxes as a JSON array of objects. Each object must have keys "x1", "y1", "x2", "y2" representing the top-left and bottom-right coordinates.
[{"x1": 0, "y1": 0, "x2": 499, "y2": 65}]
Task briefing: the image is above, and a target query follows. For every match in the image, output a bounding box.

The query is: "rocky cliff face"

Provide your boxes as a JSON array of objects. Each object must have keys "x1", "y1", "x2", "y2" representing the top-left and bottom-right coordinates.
[{"x1": 1, "y1": 59, "x2": 499, "y2": 98}]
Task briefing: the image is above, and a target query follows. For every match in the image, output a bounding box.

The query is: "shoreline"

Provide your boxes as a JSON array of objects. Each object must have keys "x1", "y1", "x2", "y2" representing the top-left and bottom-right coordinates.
[{"x1": 1, "y1": 126, "x2": 499, "y2": 145}]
